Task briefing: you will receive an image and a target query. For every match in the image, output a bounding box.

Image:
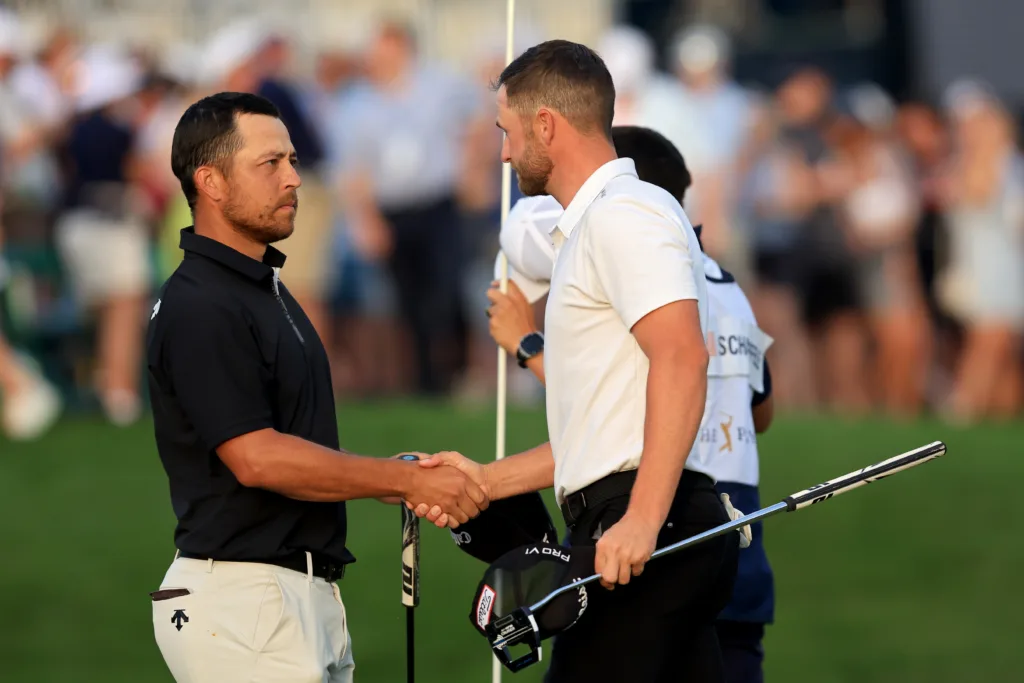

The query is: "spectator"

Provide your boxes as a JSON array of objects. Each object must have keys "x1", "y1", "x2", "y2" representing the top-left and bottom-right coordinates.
[
  {"x1": 742, "y1": 70, "x2": 823, "y2": 409},
  {"x1": 937, "y1": 81, "x2": 1024, "y2": 421},
  {"x1": 0, "y1": 11, "x2": 64, "y2": 247},
  {"x1": 335, "y1": 20, "x2": 480, "y2": 396},
  {"x1": 54, "y1": 46, "x2": 149, "y2": 426},
  {"x1": 896, "y1": 101, "x2": 959, "y2": 404},
  {"x1": 316, "y1": 48, "x2": 408, "y2": 398},
  {"x1": 833, "y1": 84, "x2": 930, "y2": 416},
  {"x1": 0, "y1": 233, "x2": 61, "y2": 441},
  {"x1": 662, "y1": 24, "x2": 757, "y2": 280}
]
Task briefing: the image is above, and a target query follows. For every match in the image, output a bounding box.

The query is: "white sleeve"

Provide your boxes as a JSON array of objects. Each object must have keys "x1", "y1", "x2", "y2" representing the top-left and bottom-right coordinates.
[
  {"x1": 587, "y1": 200, "x2": 701, "y2": 330},
  {"x1": 493, "y1": 253, "x2": 551, "y2": 304}
]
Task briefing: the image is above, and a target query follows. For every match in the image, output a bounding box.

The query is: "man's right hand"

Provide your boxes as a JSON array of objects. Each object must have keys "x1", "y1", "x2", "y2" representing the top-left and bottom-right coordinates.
[
  {"x1": 411, "y1": 452, "x2": 489, "y2": 528},
  {"x1": 402, "y1": 463, "x2": 488, "y2": 529}
]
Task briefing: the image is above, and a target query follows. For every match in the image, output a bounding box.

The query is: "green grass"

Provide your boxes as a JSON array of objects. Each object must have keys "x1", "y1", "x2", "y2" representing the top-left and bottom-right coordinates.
[{"x1": 1, "y1": 401, "x2": 1021, "y2": 682}]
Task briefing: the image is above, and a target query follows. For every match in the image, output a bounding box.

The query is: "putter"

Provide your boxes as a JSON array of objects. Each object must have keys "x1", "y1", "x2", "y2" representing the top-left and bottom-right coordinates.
[
  {"x1": 399, "y1": 454, "x2": 421, "y2": 683},
  {"x1": 486, "y1": 440, "x2": 948, "y2": 671}
]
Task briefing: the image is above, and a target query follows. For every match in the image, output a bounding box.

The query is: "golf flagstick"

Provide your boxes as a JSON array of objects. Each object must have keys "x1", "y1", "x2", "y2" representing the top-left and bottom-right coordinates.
[
  {"x1": 398, "y1": 455, "x2": 421, "y2": 683},
  {"x1": 485, "y1": 441, "x2": 948, "y2": 672},
  {"x1": 494, "y1": 1, "x2": 517, "y2": 683}
]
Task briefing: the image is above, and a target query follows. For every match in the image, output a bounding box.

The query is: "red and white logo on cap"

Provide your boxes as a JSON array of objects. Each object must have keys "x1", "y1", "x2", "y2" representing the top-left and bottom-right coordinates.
[{"x1": 476, "y1": 585, "x2": 496, "y2": 630}]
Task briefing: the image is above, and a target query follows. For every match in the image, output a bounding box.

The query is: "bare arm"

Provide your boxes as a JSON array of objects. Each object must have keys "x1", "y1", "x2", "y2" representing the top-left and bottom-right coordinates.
[
  {"x1": 481, "y1": 441, "x2": 555, "y2": 500},
  {"x1": 624, "y1": 299, "x2": 710, "y2": 527},
  {"x1": 753, "y1": 394, "x2": 774, "y2": 433},
  {"x1": 217, "y1": 429, "x2": 487, "y2": 524},
  {"x1": 218, "y1": 429, "x2": 415, "y2": 501}
]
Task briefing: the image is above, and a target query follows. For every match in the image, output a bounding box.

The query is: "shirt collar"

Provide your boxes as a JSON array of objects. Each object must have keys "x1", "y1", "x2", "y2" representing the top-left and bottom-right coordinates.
[
  {"x1": 550, "y1": 158, "x2": 639, "y2": 239},
  {"x1": 180, "y1": 227, "x2": 287, "y2": 281}
]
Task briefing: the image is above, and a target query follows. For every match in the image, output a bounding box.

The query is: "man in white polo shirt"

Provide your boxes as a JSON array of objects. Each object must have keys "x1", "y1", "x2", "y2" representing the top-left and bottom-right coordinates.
[
  {"x1": 417, "y1": 41, "x2": 738, "y2": 682},
  {"x1": 482, "y1": 125, "x2": 777, "y2": 683}
]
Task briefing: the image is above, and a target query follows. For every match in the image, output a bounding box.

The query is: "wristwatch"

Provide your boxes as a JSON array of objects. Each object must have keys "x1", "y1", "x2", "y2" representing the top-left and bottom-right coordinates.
[{"x1": 515, "y1": 332, "x2": 545, "y2": 368}]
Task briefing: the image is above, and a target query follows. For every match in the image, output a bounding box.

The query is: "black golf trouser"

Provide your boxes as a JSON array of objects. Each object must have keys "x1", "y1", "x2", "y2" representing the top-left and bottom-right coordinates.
[
  {"x1": 544, "y1": 471, "x2": 740, "y2": 683},
  {"x1": 381, "y1": 196, "x2": 466, "y2": 395}
]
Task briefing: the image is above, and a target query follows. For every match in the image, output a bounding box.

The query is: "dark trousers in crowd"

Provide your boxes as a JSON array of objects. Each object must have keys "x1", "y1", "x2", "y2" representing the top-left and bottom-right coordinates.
[
  {"x1": 716, "y1": 621, "x2": 765, "y2": 683},
  {"x1": 544, "y1": 470, "x2": 740, "y2": 683},
  {"x1": 381, "y1": 196, "x2": 467, "y2": 395}
]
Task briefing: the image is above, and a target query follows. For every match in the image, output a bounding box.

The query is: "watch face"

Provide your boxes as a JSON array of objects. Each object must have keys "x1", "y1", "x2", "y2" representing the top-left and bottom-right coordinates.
[{"x1": 520, "y1": 333, "x2": 544, "y2": 356}]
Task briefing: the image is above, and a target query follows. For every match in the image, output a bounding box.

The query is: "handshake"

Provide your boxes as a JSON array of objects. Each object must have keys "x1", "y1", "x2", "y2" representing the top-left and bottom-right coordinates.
[{"x1": 390, "y1": 452, "x2": 489, "y2": 528}]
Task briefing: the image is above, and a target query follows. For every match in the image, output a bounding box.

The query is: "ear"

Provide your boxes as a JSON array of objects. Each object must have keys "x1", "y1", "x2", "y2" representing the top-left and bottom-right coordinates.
[
  {"x1": 535, "y1": 107, "x2": 556, "y2": 146},
  {"x1": 194, "y1": 165, "x2": 226, "y2": 205}
]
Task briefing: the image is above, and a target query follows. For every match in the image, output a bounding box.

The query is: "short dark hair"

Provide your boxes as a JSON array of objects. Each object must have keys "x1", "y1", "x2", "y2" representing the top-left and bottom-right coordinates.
[
  {"x1": 170, "y1": 92, "x2": 281, "y2": 210},
  {"x1": 611, "y1": 126, "x2": 692, "y2": 203},
  {"x1": 495, "y1": 39, "x2": 615, "y2": 138}
]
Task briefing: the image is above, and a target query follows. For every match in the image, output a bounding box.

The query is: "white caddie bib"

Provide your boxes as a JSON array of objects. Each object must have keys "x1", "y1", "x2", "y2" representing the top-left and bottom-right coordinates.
[{"x1": 691, "y1": 256, "x2": 774, "y2": 487}]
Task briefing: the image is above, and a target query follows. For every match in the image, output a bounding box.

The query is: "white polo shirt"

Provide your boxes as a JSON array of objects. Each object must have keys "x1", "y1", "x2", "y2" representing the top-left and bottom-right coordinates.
[
  {"x1": 495, "y1": 186, "x2": 771, "y2": 501},
  {"x1": 541, "y1": 158, "x2": 709, "y2": 503}
]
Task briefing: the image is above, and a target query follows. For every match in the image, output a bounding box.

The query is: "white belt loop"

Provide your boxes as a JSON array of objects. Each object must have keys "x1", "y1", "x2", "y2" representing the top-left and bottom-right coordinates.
[
  {"x1": 206, "y1": 558, "x2": 214, "y2": 573},
  {"x1": 305, "y1": 551, "x2": 314, "y2": 583}
]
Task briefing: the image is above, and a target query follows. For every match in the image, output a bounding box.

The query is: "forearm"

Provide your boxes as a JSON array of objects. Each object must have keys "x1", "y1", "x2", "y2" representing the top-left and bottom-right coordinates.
[
  {"x1": 238, "y1": 431, "x2": 415, "y2": 502},
  {"x1": 482, "y1": 442, "x2": 554, "y2": 500},
  {"x1": 526, "y1": 352, "x2": 545, "y2": 384},
  {"x1": 627, "y1": 352, "x2": 709, "y2": 525}
]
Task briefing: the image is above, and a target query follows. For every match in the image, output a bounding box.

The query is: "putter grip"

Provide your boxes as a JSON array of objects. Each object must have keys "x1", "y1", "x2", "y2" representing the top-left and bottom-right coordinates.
[
  {"x1": 399, "y1": 454, "x2": 421, "y2": 608},
  {"x1": 784, "y1": 441, "x2": 946, "y2": 511}
]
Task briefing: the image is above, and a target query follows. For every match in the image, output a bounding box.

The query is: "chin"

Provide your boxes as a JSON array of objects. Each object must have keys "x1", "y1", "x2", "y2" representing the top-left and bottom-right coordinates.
[
  {"x1": 268, "y1": 223, "x2": 295, "y2": 243},
  {"x1": 517, "y1": 179, "x2": 547, "y2": 197}
]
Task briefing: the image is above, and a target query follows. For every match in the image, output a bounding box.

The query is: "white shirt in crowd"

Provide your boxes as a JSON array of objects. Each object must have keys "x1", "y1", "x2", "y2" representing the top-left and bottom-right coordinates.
[{"x1": 495, "y1": 171, "x2": 772, "y2": 501}]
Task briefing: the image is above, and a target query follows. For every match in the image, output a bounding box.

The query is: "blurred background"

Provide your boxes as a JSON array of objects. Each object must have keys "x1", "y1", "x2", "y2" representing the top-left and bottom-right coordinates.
[{"x1": 0, "y1": 1, "x2": 1021, "y2": 682}]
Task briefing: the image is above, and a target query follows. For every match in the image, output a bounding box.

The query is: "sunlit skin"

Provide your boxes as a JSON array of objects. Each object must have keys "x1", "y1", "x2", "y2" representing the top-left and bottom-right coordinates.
[{"x1": 192, "y1": 114, "x2": 301, "y2": 261}]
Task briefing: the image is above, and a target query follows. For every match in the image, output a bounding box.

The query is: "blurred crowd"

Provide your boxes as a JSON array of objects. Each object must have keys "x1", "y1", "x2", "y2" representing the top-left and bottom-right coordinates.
[{"x1": 0, "y1": 9, "x2": 1022, "y2": 441}]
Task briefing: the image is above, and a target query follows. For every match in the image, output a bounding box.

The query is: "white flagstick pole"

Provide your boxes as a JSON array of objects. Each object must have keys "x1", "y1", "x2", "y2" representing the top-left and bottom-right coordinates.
[{"x1": 493, "y1": 1, "x2": 516, "y2": 682}]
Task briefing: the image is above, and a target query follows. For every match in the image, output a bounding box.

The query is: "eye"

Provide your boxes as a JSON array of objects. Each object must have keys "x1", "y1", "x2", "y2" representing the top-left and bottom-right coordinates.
[{"x1": 265, "y1": 158, "x2": 279, "y2": 167}]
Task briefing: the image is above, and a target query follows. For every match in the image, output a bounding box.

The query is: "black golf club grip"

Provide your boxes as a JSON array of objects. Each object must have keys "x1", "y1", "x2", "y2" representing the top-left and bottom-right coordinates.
[
  {"x1": 784, "y1": 441, "x2": 946, "y2": 511},
  {"x1": 398, "y1": 454, "x2": 421, "y2": 609}
]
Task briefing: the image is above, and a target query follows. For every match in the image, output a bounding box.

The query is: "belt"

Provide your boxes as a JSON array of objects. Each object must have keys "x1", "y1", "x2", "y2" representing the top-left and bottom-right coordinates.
[
  {"x1": 559, "y1": 469, "x2": 714, "y2": 528},
  {"x1": 178, "y1": 550, "x2": 347, "y2": 582},
  {"x1": 560, "y1": 469, "x2": 639, "y2": 528}
]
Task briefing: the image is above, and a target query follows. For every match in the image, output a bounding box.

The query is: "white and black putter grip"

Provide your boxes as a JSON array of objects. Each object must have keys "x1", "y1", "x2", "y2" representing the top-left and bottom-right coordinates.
[
  {"x1": 784, "y1": 441, "x2": 946, "y2": 511},
  {"x1": 399, "y1": 454, "x2": 421, "y2": 608}
]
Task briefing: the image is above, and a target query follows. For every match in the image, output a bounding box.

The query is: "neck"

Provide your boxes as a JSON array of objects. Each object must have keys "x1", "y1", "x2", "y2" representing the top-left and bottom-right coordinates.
[
  {"x1": 194, "y1": 206, "x2": 267, "y2": 262},
  {"x1": 547, "y1": 135, "x2": 618, "y2": 209}
]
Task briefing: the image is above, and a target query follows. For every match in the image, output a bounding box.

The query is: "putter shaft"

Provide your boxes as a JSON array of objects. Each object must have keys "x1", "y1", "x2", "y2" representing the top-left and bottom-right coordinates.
[{"x1": 530, "y1": 502, "x2": 788, "y2": 612}]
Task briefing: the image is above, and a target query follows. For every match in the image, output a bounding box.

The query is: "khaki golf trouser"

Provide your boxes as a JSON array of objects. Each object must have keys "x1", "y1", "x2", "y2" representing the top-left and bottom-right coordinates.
[{"x1": 152, "y1": 553, "x2": 354, "y2": 683}]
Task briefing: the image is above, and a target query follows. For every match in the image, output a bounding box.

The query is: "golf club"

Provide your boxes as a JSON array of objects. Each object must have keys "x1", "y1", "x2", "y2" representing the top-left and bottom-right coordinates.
[
  {"x1": 486, "y1": 440, "x2": 947, "y2": 671},
  {"x1": 399, "y1": 454, "x2": 421, "y2": 683}
]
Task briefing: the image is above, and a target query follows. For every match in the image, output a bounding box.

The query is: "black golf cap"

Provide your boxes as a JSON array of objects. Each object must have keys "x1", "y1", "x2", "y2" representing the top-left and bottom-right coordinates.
[
  {"x1": 469, "y1": 542, "x2": 595, "y2": 672},
  {"x1": 449, "y1": 492, "x2": 558, "y2": 564}
]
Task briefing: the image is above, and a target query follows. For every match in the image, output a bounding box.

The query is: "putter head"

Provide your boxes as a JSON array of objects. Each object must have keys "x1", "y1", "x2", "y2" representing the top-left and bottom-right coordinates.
[
  {"x1": 469, "y1": 543, "x2": 596, "y2": 673},
  {"x1": 487, "y1": 607, "x2": 542, "y2": 672}
]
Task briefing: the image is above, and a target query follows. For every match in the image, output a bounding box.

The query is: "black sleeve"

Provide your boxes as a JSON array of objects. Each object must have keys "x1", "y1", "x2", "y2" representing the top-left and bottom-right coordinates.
[
  {"x1": 751, "y1": 358, "x2": 772, "y2": 407},
  {"x1": 160, "y1": 296, "x2": 275, "y2": 452}
]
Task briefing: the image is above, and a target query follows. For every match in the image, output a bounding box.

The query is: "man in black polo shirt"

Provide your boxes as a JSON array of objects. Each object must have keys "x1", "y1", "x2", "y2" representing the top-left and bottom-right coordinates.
[{"x1": 146, "y1": 92, "x2": 487, "y2": 683}]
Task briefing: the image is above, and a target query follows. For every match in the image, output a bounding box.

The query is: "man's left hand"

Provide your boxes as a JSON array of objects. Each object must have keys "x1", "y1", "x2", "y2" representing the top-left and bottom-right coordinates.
[
  {"x1": 594, "y1": 512, "x2": 661, "y2": 590},
  {"x1": 486, "y1": 280, "x2": 536, "y2": 356}
]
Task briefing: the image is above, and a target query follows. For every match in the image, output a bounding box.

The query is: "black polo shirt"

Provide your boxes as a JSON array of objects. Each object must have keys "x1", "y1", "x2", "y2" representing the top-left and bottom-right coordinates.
[{"x1": 146, "y1": 227, "x2": 354, "y2": 566}]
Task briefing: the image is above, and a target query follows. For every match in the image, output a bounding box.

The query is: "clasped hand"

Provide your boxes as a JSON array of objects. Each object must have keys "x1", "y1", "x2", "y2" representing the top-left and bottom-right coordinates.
[
  {"x1": 402, "y1": 451, "x2": 489, "y2": 529},
  {"x1": 396, "y1": 452, "x2": 489, "y2": 528}
]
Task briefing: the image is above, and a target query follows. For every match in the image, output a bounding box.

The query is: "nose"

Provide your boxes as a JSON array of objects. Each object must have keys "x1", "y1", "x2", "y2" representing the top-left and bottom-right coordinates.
[
  {"x1": 500, "y1": 135, "x2": 511, "y2": 164},
  {"x1": 284, "y1": 160, "x2": 301, "y2": 189}
]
